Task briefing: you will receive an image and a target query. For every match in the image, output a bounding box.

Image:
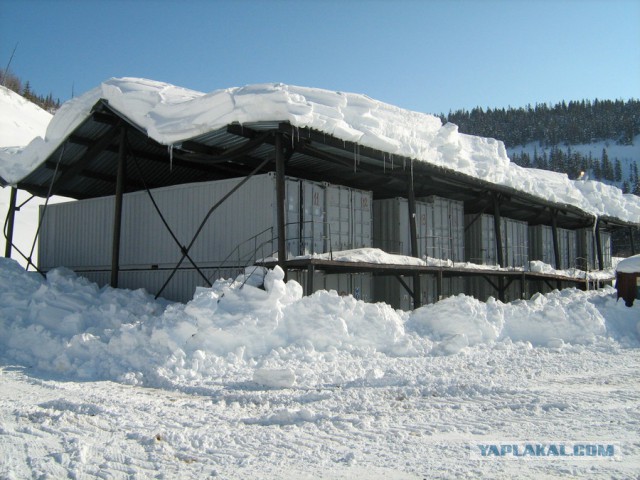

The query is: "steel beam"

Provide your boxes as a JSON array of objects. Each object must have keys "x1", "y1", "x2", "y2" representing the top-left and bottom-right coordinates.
[
  {"x1": 275, "y1": 132, "x2": 287, "y2": 279},
  {"x1": 110, "y1": 128, "x2": 127, "y2": 288},
  {"x1": 407, "y1": 171, "x2": 421, "y2": 307},
  {"x1": 493, "y1": 194, "x2": 505, "y2": 267},
  {"x1": 4, "y1": 187, "x2": 17, "y2": 258},
  {"x1": 550, "y1": 209, "x2": 561, "y2": 270},
  {"x1": 595, "y1": 219, "x2": 604, "y2": 271}
]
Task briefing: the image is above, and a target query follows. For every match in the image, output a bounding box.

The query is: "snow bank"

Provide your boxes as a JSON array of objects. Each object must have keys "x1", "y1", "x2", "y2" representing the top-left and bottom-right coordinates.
[
  {"x1": 1, "y1": 78, "x2": 639, "y2": 224},
  {"x1": 1, "y1": 260, "x2": 638, "y2": 390}
]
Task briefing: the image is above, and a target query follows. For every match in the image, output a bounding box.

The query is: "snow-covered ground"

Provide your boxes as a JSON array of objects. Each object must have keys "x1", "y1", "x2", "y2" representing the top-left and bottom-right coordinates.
[{"x1": 1, "y1": 259, "x2": 639, "y2": 478}]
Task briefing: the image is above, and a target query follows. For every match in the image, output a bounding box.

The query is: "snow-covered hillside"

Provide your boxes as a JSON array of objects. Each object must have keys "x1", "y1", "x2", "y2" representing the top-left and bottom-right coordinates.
[
  {"x1": 0, "y1": 259, "x2": 639, "y2": 478},
  {"x1": 508, "y1": 135, "x2": 640, "y2": 187}
]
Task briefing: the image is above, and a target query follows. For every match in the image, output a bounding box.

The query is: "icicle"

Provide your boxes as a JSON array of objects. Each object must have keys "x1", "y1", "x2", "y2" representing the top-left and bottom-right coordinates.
[
  {"x1": 168, "y1": 145, "x2": 174, "y2": 171},
  {"x1": 291, "y1": 125, "x2": 295, "y2": 148},
  {"x1": 383, "y1": 152, "x2": 386, "y2": 173}
]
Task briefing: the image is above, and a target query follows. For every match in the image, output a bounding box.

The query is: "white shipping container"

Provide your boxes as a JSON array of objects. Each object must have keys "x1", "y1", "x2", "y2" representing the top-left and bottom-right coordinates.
[
  {"x1": 373, "y1": 198, "x2": 409, "y2": 255},
  {"x1": 422, "y1": 196, "x2": 465, "y2": 262},
  {"x1": 325, "y1": 184, "x2": 352, "y2": 252},
  {"x1": 465, "y1": 214, "x2": 497, "y2": 265},
  {"x1": 40, "y1": 173, "x2": 300, "y2": 272},
  {"x1": 352, "y1": 189, "x2": 372, "y2": 249}
]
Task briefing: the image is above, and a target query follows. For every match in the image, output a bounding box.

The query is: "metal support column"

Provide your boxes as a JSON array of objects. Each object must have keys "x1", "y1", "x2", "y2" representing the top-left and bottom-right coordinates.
[
  {"x1": 4, "y1": 187, "x2": 17, "y2": 258},
  {"x1": 110, "y1": 128, "x2": 127, "y2": 288},
  {"x1": 275, "y1": 132, "x2": 287, "y2": 279},
  {"x1": 306, "y1": 264, "x2": 315, "y2": 296},
  {"x1": 594, "y1": 219, "x2": 604, "y2": 271},
  {"x1": 492, "y1": 194, "x2": 504, "y2": 268},
  {"x1": 550, "y1": 209, "x2": 561, "y2": 270},
  {"x1": 407, "y1": 171, "x2": 421, "y2": 308}
]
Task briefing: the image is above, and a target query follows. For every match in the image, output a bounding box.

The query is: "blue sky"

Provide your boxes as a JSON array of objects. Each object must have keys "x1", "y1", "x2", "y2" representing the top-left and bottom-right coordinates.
[{"x1": 1, "y1": 0, "x2": 639, "y2": 115}]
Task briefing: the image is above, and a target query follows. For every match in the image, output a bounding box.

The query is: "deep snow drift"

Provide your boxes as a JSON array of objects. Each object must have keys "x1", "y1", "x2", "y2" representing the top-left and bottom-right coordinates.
[
  {"x1": 0, "y1": 258, "x2": 638, "y2": 388},
  {"x1": 1, "y1": 259, "x2": 639, "y2": 479}
]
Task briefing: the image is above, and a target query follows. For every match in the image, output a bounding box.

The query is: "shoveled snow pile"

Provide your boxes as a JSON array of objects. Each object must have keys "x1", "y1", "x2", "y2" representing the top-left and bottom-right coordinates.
[
  {"x1": 1, "y1": 78, "x2": 639, "y2": 224},
  {"x1": 1, "y1": 258, "x2": 637, "y2": 389},
  {"x1": 1, "y1": 258, "x2": 639, "y2": 479}
]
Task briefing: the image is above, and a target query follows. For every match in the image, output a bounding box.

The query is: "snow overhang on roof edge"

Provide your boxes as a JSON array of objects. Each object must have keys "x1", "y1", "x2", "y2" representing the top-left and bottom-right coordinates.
[{"x1": 1, "y1": 77, "x2": 639, "y2": 226}]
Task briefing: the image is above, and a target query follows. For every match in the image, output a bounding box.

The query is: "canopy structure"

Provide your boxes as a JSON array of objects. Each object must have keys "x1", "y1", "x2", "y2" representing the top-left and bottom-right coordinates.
[
  {"x1": 1, "y1": 78, "x2": 638, "y2": 304},
  {"x1": 2, "y1": 79, "x2": 639, "y2": 227}
]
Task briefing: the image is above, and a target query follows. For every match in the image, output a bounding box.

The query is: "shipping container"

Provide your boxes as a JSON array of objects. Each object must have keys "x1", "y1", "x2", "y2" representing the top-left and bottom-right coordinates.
[
  {"x1": 556, "y1": 228, "x2": 578, "y2": 270},
  {"x1": 465, "y1": 214, "x2": 529, "y2": 267},
  {"x1": 465, "y1": 214, "x2": 496, "y2": 265},
  {"x1": 39, "y1": 174, "x2": 372, "y2": 302},
  {"x1": 576, "y1": 228, "x2": 612, "y2": 270},
  {"x1": 529, "y1": 225, "x2": 556, "y2": 267},
  {"x1": 373, "y1": 195, "x2": 464, "y2": 262},
  {"x1": 301, "y1": 180, "x2": 326, "y2": 255},
  {"x1": 422, "y1": 196, "x2": 465, "y2": 262},
  {"x1": 324, "y1": 183, "x2": 373, "y2": 252},
  {"x1": 529, "y1": 225, "x2": 580, "y2": 270},
  {"x1": 373, "y1": 198, "x2": 410, "y2": 255}
]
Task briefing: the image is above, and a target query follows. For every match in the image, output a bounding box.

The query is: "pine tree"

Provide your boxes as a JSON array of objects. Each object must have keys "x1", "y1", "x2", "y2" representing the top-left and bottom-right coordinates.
[{"x1": 614, "y1": 159, "x2": 622, "y2": 183}]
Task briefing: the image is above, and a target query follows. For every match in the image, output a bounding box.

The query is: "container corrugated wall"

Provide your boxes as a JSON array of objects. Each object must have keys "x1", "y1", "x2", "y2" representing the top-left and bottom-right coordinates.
[
  {"x1": 325, "y1": 183, "x2": 373, "y2": 252},
  {"x1": 39, "y1": 197, "x2": 115, "y2": 270},
  {"x1": 422, "y1": 196, "x2": 465, "y2": 262}
]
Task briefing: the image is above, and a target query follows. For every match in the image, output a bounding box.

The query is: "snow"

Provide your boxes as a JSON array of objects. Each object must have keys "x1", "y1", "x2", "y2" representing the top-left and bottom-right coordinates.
[
  {"x1": 1, "y1": 80, "x2": 639, "y2": 478},
  {"x1": 0, "y1": 86, "x2": 52, "y2": 148},
  {"x1": 617, "y1": 254, "x2": 640, "y2": 273},
  {"x1": 1, "y1": 78, "x2": 639, "y2": 224},
  {"x1": 1, "y1": 258, "x2": 639, "y2": 478},
  {"x1": 0, "y1": 86, "x2": 69, "y2": 268}
]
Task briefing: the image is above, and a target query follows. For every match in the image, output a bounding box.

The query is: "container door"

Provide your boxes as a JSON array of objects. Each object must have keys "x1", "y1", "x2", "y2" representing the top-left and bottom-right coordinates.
[
  {"x1": 352, "y1": 189, "x2": 372, "y2": 249},
  {"x1": 285, "y1": 179, "x2": 301, "y2": 258},
  {"x1": 325, "y1": 185, "x2": 351, "y2": 251},
  {"x1": 302, "y1": 181, "x2": 325, "y2": 255}
]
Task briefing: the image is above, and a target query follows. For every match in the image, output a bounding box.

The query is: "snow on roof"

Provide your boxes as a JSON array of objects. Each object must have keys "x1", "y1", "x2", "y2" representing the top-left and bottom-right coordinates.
[
  {"x1": 617, "y1": 254, "x2": 640, "y2": 274},
  {"x1": 1, "y1": 77, "x2": 639, "y2": 224}
]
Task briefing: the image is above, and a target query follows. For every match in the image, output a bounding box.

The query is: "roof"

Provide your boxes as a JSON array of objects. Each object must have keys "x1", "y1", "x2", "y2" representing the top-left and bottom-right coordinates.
[{"x1": 1, "y1": 77, "x2": 638, "y2": 229}]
